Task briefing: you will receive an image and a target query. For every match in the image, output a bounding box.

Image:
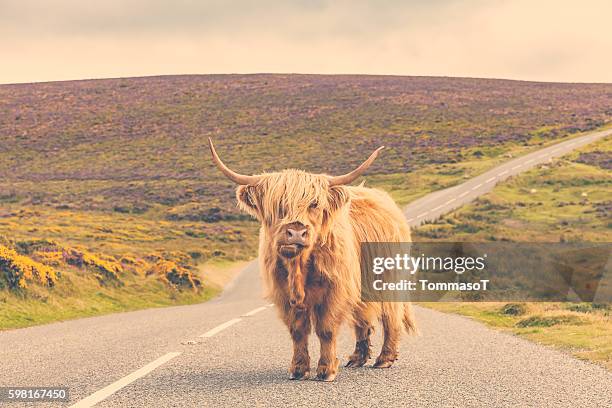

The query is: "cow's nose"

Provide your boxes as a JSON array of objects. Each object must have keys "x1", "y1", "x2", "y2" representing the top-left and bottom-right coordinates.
[{"x1": 285, "y1": 225, "x2": 308, "y2": 245}]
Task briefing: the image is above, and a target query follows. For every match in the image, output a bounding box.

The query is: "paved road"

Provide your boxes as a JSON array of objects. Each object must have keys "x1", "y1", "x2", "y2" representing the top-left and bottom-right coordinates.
[{"x1": 1, "y1": 129, "x2": 611, "y2": 407}]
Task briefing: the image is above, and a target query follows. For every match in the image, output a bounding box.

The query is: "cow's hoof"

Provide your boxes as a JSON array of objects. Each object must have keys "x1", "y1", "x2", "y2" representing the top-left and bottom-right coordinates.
[
  {"x1": 315, "y1": 358, "x2": 339, "y2": 381},
  {"x1": 315, "y1": 371, "x2": 337, "y2": 382},
  {"x1": 289, "y1": 369, "x2": 310, "y2": 380},
  {"x1": 345, "y1": 355, "x2": 368, "y2": 368},
  {"x1": 373, "y1": 359, "x2": 395, "y2": 368}
]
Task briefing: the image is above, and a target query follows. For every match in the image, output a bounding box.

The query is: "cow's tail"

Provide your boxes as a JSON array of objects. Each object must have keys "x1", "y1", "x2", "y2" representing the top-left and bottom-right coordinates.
[{"x1": 403, "y1": 303, "x2": 419, "y2": 335}]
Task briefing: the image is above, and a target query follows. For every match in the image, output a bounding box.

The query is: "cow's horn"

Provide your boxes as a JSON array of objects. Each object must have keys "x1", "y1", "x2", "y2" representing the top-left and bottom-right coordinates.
[
  {"x1": 208, "y1": 138, "x2": 262, "y2": 185},
  {"x1": 328, "y1": 146, "x2": 385, "y2": 186}
]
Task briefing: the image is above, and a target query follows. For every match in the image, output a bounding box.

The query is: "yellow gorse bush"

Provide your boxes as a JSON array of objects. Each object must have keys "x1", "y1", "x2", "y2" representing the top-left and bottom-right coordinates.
[
  {"x1": 0, "y1": 244, "x2": 58, "y2": 288},
  {"x1": 0, "y1": 237, "x2": 202, "y2": 292},
  {"x1": 151, "y1": 259, "x2": 201, "y2": 290},
  {"x1": 63, "y1": 247, "x2": 123, "y2": 282},
  {"x1": 34, "y1": 250, "x2": 64, "y2": 266}
]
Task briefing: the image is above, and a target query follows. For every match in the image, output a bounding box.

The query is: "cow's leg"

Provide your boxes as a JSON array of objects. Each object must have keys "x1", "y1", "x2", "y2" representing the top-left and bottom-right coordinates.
[
  {"x1": 346, "y1": 317, "x2": 373, "y2": 368},
  {"x1": 313, "y1": 305, "x2": 340, "y2": 381},
  {"x1": 288, "y1": 307, "x2": 311, "y2": 380},
  {"x1": 374, "y1": 309, "x2": 402, "y2": 368}
]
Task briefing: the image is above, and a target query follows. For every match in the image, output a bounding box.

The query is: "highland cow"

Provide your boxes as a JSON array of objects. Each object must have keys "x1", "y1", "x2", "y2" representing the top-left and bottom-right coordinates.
[{"x1": 209, "y1": 138, "x2": 417, "y2": 381}]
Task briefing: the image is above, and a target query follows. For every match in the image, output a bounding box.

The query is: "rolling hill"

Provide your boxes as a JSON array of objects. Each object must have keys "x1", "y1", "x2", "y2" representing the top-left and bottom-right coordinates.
[{"x1": 1, "y1": 74, "x2": 610, "y2": 215}]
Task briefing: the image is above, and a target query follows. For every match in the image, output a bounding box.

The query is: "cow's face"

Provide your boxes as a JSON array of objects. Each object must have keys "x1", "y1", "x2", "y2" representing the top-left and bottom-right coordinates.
[
  {"x1": 235, "y1": 171, "x2": 350, "y2": 258},
  {"x1": 208, "y1": 138, "x2": 383, "y2": 260}
]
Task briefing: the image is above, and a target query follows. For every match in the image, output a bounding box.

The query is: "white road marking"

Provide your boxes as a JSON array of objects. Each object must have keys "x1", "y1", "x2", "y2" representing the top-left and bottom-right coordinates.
[
  {"x1": 498, "y1": 170, "x2": 508, "y2": 176},
  {"x1": 199, "y1": 318, "x2": 242, "y2": 338},
  {"x1": 69, "y1": 352, "x2": 181, "y2": 408},
  {"x1": 458, "y1": 191, "x2": 469, "y2": 198},
  {"x1": 431, "y1": 205, "x2": 444, "y2": 212},
  {"x1": 444, "y1": 198, "x2": 456, "y2": 205},
  {"x1": 417, "y1": 211, "x2": 429, "y2": 218},
  {"x1": 512, "y1": 164, "x2": 522, "y2": 170},
  {"x1": 471, "y1": 183, "x2": 483, "y2": 191},
  {"x1": 485, "y1": 177, "x2": 496, "y2": 183},
  {"x1": 242, "y1": 306, "x2": 267, "y2": 317}
]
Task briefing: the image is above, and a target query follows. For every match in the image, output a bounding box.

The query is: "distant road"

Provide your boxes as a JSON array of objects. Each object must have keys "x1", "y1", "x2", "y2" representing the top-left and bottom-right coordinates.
[
  {"x1": 1, "y1": 128, "x2": 611, "y2": 407},
  {"x1": 404, "y1": 127, "x2": 612, "y2": 226}
]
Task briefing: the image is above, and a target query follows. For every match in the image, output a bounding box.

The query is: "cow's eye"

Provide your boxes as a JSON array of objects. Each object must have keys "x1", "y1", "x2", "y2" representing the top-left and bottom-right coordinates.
[{"x1": 309, "y1": 201, "x2": 318, "y2": 209}]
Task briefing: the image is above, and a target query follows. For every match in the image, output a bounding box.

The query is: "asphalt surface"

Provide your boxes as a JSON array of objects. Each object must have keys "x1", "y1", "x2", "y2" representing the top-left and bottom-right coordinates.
[{"x1": 1, "y1": 129, "x2": 611, "y2": 407}]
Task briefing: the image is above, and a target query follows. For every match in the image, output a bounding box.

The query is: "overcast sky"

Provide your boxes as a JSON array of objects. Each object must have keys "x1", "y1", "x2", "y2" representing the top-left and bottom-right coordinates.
[{"x1": 1, "y1": 0, "x2": 611, "y2": 84}]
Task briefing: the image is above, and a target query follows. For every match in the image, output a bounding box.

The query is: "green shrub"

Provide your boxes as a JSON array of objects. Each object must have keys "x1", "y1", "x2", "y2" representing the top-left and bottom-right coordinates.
[
  {"x1": 517, "y1": 315, "x2": 584, "y2": 328},
  {"x1": 501, "y1": 303, "x2": 526, "y2": 316}
]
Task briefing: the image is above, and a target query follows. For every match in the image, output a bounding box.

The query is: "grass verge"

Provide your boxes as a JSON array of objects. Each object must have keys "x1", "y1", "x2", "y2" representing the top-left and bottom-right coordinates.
[
  {"x1": 420, "y1": 302, "x2": 611, "y2": 370},
  {"x1": 415, "y1": 136, "x2": 611, "y2": 369}
]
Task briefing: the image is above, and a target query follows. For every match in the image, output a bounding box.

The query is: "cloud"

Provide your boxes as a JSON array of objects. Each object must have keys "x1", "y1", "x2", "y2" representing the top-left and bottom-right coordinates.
[{"x1": 0, "y1": 0, "x2": 610, "y2": 83}]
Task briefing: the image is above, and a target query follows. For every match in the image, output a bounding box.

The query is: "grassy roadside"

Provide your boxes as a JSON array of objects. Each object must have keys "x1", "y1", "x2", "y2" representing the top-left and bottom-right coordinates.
[
  {"x1": 414, "y1": 136, "x2": 612, "y2": 369},
  {"x1": 197, "y1": 259, "x2": 252, "y2": 291},
  {"x1": 421, "y1": 302, "x2": 611, "y2": 370},
  {"x1": 0, "y1": 254, "x2": 257, "y2": 331},
  {"x1": 0, "y1": 272, "x2": 219, "y2": 331},
  {"x1": 415, "y1": 136, "x2": 611, "y2": 241},
  {"x1": 0, "y1": 206, "x2": 258, "y2": 331},
  {"x1": 368, "y1": 125, "x2": 611, "y2": 205}
]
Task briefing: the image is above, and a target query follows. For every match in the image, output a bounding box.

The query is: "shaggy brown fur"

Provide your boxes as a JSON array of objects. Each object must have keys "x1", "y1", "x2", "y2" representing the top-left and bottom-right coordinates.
[{"x1": 234, "y1": 170, "x2": 417, "y2": 381}]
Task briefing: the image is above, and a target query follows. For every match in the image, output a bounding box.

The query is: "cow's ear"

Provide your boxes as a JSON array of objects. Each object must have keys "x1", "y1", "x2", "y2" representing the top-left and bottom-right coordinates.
[
  {"x1": 327, "y1": 185, "x2": 350, "y2": 213},
  {"x1": 236, "y1": 185, "x2": 260, "y2": 218}
]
